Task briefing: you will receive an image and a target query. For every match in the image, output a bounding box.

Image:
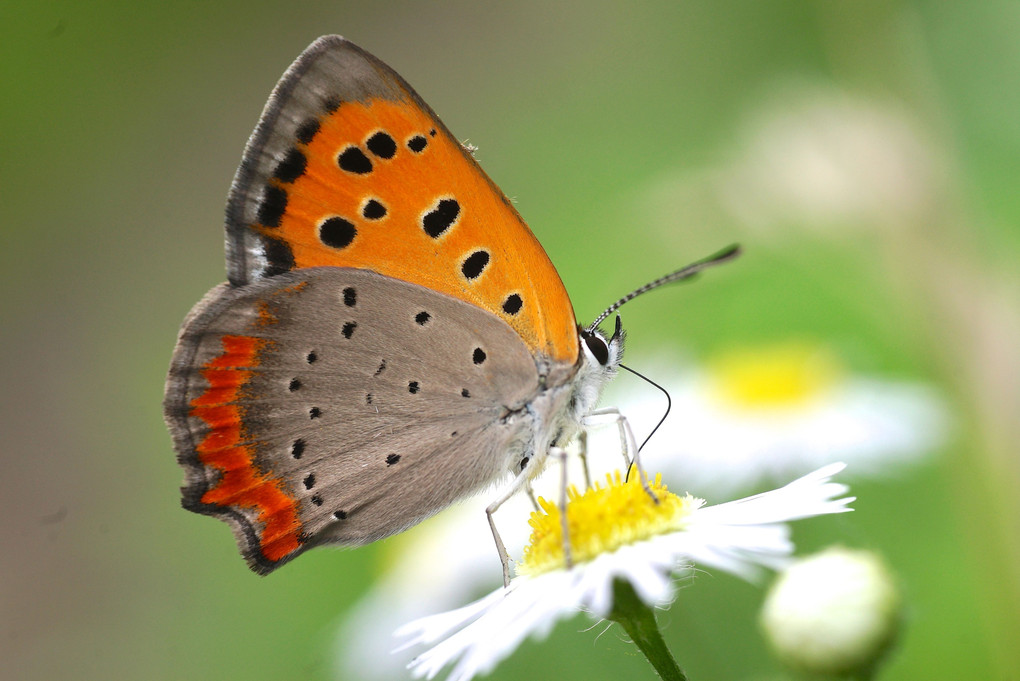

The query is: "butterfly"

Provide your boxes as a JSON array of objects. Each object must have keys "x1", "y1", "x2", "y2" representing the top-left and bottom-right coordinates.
[{"x1": 164, "y1": 35, "x2": 737, "y2": 579}]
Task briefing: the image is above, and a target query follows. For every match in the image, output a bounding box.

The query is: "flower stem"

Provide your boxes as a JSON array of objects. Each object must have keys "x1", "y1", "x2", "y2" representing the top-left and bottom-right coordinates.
[{"x1": 608, "y1": 579, "x2": 688, "y2": 681}]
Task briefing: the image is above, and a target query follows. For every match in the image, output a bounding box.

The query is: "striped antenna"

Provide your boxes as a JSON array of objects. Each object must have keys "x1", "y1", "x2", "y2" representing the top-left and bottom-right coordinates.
[{"x1": 587, "y1": 244, "x2": 741, "y2": 332}]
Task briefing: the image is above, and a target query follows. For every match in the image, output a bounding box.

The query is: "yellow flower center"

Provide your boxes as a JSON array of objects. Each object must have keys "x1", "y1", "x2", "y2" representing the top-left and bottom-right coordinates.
[
  {"x1": 517, "y1": 470, "x2": 703, "y2": 577},
  {"x1": 709, "y1": 342, "x2": 841, "y2": 409}
]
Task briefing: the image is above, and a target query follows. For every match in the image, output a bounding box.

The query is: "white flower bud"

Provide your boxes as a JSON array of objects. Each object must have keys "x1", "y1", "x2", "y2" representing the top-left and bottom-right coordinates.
[{"x1": 760, "y1": 547, "x2": 902, "y2": 675}]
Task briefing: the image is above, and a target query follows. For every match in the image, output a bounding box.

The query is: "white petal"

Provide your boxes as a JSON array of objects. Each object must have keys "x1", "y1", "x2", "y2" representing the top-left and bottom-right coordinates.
[
  {"x1": 576, "y1": 545, "x2": 676, "y2": 615},
  {"x1": 696, "y1": 463, "x2": 854, "y2": 526},
  {"x1": 394, "y1": 586, "x2": 508, "y2": 650},
  {"x1": 605, "y1": 545, "x2": 680, "y2": 610},
  {"x1": 402, "y1": 573, "x2": 582, "y2": 681}
]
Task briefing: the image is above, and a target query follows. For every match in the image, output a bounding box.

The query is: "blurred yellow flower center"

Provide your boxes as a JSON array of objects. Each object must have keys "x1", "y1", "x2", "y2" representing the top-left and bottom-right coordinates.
[
  {"x1": 710, "y1": 343, "x2": 841, "y2": 408},
  {"x1": 517, "y1": 470, "x2": 702, "y2": 576}
]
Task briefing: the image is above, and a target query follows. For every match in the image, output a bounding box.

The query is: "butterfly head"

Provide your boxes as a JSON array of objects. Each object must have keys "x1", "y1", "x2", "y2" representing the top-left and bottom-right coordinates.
[
  {"x1": 564, "y1": 244, "x2": 741, "y2": 418},
  {"x1": 566, "y1": 315, "x2": 625, "y2": 421},
  {"x1": 579, "y1": 314, "x2": 625, "y2": 371}
]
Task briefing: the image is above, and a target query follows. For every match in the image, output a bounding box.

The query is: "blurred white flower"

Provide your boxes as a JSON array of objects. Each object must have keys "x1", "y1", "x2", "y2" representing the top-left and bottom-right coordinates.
[
  {"x1": 395, "y1": 464, "x2": 853, "y2": 681},
  {"x1": 610, "y1": 342, "x2": 947, "y2": 497},
  {"x1": 639, "y1": 86, "x2": 946, "y2": 246},
  {"x1": 760, "y1": 546, "x2": 902, "y2": 676},
  {"x1": 719, "y1": 88, "x2": 945, "y2": 232}
]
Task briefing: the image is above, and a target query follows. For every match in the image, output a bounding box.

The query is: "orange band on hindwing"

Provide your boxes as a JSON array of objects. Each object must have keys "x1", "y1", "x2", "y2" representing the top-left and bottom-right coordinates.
[{"x1": 188, "y1": 334, "x2": 302, "y2": 563}]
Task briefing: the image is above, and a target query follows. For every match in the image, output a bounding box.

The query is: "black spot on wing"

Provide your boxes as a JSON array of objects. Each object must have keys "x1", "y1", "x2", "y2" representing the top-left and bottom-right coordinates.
[
  {"x1": 296, "y1": 119, "x2": 321, "y2": 144},
  {"x1": 366, "y1": 132, "x2": 397, "y2": 159},
  {"x1": 273, "y1": 148, "x2": 307, "y2": 183},
  {"x1": 320, "y1": 217, "x2": 357, "y2": 249},
  {"x1": 362, "y1": 199, "x2": 387, "y2": 220},
  {"x1": 338, "y1": 146, "x2": 372, "y2": 174},
  {"x1": 257, "y1": 185, "x2": 288, "y2": 228},
  {"x1": 502, "y1": 294, "x2": 523, "y2": 315},
  {"x1": 408, "y1": 135, "x2": 427, "y2": 153},
  {"x1": 260, "y1": 235, "x2": 295, "y2": 276},
  {"x1": 422, "y1": 199, "x2": 460, "y2": 238},
  {"x1": 461, "y1": 250, "x2": 489, "y2": 280}
]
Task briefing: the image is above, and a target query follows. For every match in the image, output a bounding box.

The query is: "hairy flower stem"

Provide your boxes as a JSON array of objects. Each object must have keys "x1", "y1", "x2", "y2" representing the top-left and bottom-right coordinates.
[{"x1": 608, "y1": 579, "x2": 688, "y2": 681}]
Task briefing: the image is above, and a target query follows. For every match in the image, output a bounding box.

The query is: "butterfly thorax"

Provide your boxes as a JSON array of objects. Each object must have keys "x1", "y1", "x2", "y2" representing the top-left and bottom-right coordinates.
[{"x1": 507, "y1": 321, "x2": 623, "y2": 482}]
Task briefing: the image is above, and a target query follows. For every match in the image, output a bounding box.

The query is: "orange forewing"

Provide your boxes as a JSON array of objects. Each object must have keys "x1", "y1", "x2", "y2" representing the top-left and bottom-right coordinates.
[{"x1": 258, "y1": 98, "x2": 579, "y2": 365}]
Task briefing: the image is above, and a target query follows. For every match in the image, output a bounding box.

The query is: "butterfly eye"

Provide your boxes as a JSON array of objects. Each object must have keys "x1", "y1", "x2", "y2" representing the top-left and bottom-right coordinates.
[{"x1": 581, "y1": 330, "x2": 610, "y2": 366}]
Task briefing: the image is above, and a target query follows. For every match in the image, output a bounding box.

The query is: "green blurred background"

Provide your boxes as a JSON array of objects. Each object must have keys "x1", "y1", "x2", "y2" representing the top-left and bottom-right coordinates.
[{"x1": 3, "y1": 1, "x2": 1018, "y2": 679}]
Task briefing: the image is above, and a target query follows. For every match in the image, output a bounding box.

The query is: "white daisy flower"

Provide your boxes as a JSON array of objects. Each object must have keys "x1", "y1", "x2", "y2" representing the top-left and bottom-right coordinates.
[
  {"x1": 612, "y1": 342, "x2": 947, "y2": 497},
  {"x1": 395, "y1": 463, "x2": 854, "y2": 681}
]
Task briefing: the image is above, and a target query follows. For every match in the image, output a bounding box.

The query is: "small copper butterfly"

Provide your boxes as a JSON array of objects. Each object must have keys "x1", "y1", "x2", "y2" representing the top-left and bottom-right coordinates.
[{"x1": 164, "y1": 36, "x2": 737, "y2": 578}]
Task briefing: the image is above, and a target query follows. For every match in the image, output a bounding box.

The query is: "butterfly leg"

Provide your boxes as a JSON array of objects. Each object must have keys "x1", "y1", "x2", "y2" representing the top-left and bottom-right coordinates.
[
  {"x1": 577, "y1": 430, "x2": 593, "y2": 489},
  {"x1": 582, "y1": 408, "x2": 658, "y2": 503},
  {"x1": 582, "y1": 408, "x2": 633, "y2": 469},
  {"x1": 486, "y1": 468, "x2": 532, "y2": 588},
  {"x1": 551, "y1": 445, "x2": 574, "y2": 570},
  {"x1": 526, "y1": 483, "x2": 540, "y2": 511}
]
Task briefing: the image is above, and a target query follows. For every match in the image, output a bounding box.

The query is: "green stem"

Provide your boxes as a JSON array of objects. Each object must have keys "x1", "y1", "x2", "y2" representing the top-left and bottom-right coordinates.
[{"x1": 607, "y1": 579, "x2": 688, "y2": 681}]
